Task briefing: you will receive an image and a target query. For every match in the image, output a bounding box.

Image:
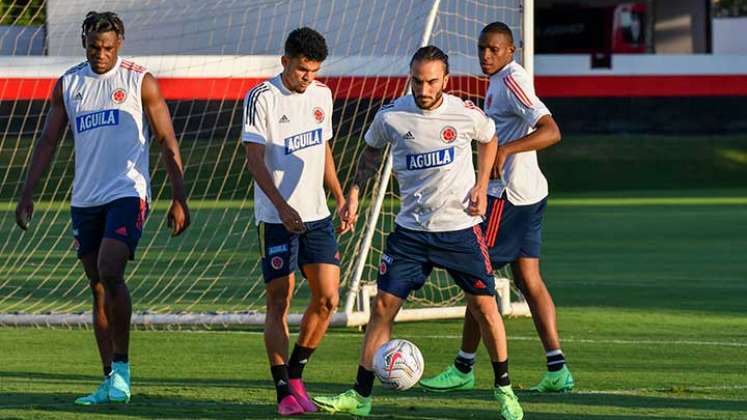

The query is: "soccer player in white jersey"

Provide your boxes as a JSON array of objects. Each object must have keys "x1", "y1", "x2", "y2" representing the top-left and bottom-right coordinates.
[
  {"x1": 15, "y1": 12, "x2": 190, "y2": 405},
  {"x1": 313, "y1": 46, "x2": 524, "y2": 420},
  {"x1": 421, "y1": 22, "x2": 574, "y2": 394},
  {"x1": 241, "y1": 28, "x2": 351, "y2": 416}
]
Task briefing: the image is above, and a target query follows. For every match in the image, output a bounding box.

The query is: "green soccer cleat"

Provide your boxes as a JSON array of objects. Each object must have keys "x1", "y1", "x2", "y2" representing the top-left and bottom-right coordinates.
[
  {"x1": 312, "y1": 389, "x2": 372, "y2": 416},
  {"x1": 494, "y1": 385, "x2": 524, "y2": 420},
  {"x1": 419, "y1": 364, "x2": 475, "y2": 392},
  {"x1": 109, "y1": 361, "x2": 131, "y2": 403},
  {"x1": 74, "y1": 376, "x2": 111, "y2": 405},
  {"x1": 528, "y1": 365, "x2": 575, "y2": 393}
]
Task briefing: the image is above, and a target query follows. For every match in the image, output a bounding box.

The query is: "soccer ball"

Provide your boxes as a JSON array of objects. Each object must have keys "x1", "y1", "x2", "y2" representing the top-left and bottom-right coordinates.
[{"x1": 372, "y1": 339, "x2": 424, "y2": 391}]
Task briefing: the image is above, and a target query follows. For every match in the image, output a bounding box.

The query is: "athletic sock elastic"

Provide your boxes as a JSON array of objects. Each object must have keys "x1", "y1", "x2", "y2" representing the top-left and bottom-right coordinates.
[
  {"x1": 546, "y1": 349, "x2": 566, "y2": 372},
  {"x1": 454, "y1": 349, "x2": 476, "y2": 374}
]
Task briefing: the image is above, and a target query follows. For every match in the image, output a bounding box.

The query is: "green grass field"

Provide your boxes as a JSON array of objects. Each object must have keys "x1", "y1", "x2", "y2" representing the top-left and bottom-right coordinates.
[
  {"x1": 2, "y1": 189, "x2": 746, "y2": 419},
  {"x1": 2, "y1": 134, "x2": 746, "y2": 418}
]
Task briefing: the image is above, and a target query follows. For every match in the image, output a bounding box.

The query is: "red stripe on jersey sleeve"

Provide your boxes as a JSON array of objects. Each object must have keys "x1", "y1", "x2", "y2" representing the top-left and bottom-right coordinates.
[{"x1": 504, "y1": 75, "x2": 533, "y2": 108}]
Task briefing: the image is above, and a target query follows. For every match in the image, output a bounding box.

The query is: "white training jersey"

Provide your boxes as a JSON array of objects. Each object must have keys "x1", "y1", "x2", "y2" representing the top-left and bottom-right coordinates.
[
  {"x1": 242, "y1": 75, "x2": 334, "y2": 224},
  {"x1": 62, "y1": 57, "x2": 151, "y2": 207},
  {"x1": 365, "y1": 94, "x2": 496, "y2": 232},
  {"x1": 484, "y1": 60, "x2": 551, "y2": 205}
]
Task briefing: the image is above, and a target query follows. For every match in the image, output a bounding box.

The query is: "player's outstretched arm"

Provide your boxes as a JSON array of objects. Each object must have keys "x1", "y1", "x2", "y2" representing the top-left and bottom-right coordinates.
[
  {"x1": 142, "y1": 73, "x2": 190, "y2": 236},
  {"x1": 243, "y1": 143, "x2": 305, "y2": 234},
  {"x1": 469, "y1": 135, "x2": 498, "y2": 217},
  {"x1": 323, "y1": 142, "x2": 351, "y2": 234},
  {"x1": 15, "y1": 79, "x2": 68, "y2": 231},
  {"x1": 340, "y1": 145, "x2": 385, "y2": 231},
  {"x1": 495, "y1": 114, "x2": 561, "y2": 176}
]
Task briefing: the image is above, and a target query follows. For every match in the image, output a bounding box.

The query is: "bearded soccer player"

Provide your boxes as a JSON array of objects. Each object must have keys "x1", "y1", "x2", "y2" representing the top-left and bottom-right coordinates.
[
  {"x1": 241, "y1": 27, "x2": 351, "y2": 416},
  {"x1": 15, "y1": 11, "x2": 190, "y2": 405},
  {"x1": 420, "y1": 22, "x2": 574, "y2": 394},
  {"x1": 313, "y1": 46, "x2": 524, "y2": 420}
]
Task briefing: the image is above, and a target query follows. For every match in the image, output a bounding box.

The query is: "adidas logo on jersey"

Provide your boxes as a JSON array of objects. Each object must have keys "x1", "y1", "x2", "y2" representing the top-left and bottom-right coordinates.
[
  {"x1": 403, "y1": 131, "x2": 415, "y2": 140},
  {"x1": 284, "y1": 128, "x2": 323, "y2": 155},
  {"x1": 73, "y1": 92, "x2": 83, "y2": 101},
  {"x1": 279, "y1": 114, "x2": 290, "y2": 124},
  {"x1": 406, "y1": 147, "x2": 455, "y2": 170}
]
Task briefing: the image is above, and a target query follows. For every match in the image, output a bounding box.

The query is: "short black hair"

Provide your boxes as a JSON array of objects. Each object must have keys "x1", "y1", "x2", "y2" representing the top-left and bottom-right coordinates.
[
  {"x1": 481, "y1": 21, "x2": 513, "y2": 44},
  {"x1": 410, "y1": 45, "x2": 449, "y2": 75},
  {"x1": 284, "y1": 27, "x2": 328, "y2": 62},
  {"x1": 81, "y1": 11, "x2": 125, "y2": 39}
]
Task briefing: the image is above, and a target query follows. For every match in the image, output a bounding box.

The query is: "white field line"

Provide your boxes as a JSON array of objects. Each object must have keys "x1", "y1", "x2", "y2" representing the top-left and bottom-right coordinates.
[{"x1": 138, "y1": 330, "x2": 747, "y2": 348}]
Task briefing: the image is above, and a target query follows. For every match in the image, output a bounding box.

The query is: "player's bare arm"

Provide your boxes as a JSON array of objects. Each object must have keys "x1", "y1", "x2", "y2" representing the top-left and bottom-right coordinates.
[
  {"x1": 323, "y1": 142, "x2": 352, "y2": 234},
  {"x1": 142, "y1": 73, "x2": 190, "y2": 236},
  {"x1": 493, "y1": 114, "x2": 561, "y2": 178},
  {"x1": 15, "y1": 79, "x2": 68, "y2": 231},
  {"x1": 244, "y1": 143, "x2": 305, "y2": 234},
  {"x1": 469, "y1": 135, "x2": 498, "y2": 216},
  {"x1": 341, "y1": 145, "x2": 384, "y2": 229}
]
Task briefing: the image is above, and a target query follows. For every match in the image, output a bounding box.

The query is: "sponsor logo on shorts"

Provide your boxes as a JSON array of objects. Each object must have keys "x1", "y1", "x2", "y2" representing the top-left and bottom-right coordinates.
[
  {"x1": 379, "y1": 253, "x2": 392, "y2": 275},
  {"x1": 115, "y1": 226, "x2": 128, "y2": 237},
  {"x1": 270, "y1": 256, "x2": 284, "y2": 270},
  {"x1": 284, "y1": 128, "x2": 323, "y2": 154},
  {"x1": 406, "y1": 147, "x2": 454, "y2": 170},
  {"x1": 268, "y1": 244, "x2": 289, "y2": 256},
  {"x1": 75, "y1": 109, "x2": 119, "y2": 133},
  {"x1": 473, "y1": 279, "x2": 487, "y2": 289}
]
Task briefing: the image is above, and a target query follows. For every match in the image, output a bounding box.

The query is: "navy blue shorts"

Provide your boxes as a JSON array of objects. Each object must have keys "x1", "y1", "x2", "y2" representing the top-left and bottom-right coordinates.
[
  {"x1": 377, "y1": 224, "x2": 495, "y2": 299},
  {"x1": 481, "y1": 195, "x2": 547, "y2": 269},
  {"x1": 258, "y1": 216, "x2": 340, "y2": 282},
  {"x1": 71, "y1": 197, "x2": 149, "y2": 260}
]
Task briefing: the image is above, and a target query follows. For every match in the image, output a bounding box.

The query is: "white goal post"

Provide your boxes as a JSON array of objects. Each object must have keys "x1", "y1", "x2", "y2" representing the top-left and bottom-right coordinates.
[{"x1": 0, "y1": 0, "x2": 532, "y2": 327}]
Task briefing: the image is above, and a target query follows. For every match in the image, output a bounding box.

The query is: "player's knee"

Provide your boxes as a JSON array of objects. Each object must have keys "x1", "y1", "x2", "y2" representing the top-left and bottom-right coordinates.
[
  {"x1": 313, "y1": 293, "x2": 338, "y2": 317},
  {"x1": 97, "y1": 265, "x2": 124, "y2": 290},
  {"x1": 89, "y1": 280, "x2": 105, "y2": 298},
  {"x1": 372, "y1": 294, "x2": 399, "y2": 321},
  {"x1": 468, "y1": 295, "x2": 501, "y2": 321}
]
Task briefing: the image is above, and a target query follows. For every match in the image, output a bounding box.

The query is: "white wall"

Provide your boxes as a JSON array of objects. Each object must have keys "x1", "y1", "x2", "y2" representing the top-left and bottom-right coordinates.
[{"x1": 713, "y1": 17, "x2": 747, "y2": 54}]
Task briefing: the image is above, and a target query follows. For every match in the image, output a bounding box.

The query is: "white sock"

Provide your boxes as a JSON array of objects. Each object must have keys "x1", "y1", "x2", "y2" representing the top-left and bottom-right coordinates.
[{"x1": 457, "y1": 349, "x2": 476, "y2": 360}]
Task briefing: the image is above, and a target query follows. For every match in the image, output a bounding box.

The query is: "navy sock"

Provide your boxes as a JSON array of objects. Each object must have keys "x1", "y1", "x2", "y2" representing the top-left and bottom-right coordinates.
[
  {"x1": 492, "y1": 359, "x2": 510, "y2": 387},
  {"x1": 113, "y1": 353, "x2": 128, "y2": 363},
  {"x1": 546, "y1": 349, "x2": 566, "y2": 372}
]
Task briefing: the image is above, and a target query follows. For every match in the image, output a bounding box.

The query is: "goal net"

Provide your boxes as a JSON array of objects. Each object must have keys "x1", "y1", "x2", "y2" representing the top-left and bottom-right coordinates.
[{"x1": 0, "y1": 0, "x2": 530, "y2": 327}]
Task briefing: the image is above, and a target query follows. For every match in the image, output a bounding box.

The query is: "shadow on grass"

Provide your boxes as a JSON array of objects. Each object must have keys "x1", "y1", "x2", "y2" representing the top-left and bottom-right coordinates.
[
  {"x1": 519, "y1": 391, "x2": 747, "y2": 412},
  {"x1": 4, "y1": 371, "x2": 746, "y2": 419}
]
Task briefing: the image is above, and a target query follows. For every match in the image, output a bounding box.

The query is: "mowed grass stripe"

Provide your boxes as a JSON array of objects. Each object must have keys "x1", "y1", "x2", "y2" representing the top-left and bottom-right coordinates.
[{"x1": 2, "y1": 195, "x2": 747, "y2": 212}]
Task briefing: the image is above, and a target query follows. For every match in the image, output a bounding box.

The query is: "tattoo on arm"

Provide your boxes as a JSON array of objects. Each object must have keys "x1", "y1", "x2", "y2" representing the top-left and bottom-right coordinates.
[{"x1": 352, "y1": 146, "x2": 384, "y2": 191}]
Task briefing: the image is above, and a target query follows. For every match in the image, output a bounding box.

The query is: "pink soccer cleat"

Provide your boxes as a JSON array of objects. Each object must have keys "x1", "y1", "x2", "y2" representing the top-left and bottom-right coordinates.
[
  {"x1": 289, "y1": 378, "x2": 318, "y2": 413},
  {"x1": 277, "y1": 395, "x2": 304, "y2": 416}
]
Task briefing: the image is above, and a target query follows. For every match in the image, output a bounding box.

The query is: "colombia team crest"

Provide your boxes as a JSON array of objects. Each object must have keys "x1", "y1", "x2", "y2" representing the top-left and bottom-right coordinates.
[
  {"x1": 111, "y1": 88, "x2": 127, "y2": 104},
  {"x1": 440, "y1": 126, "x2": 457, "y2": 143},
  {"x1": 312, "y1": 107, "x2": 325, "y2": 123},
  {"x1": 270, "y1": 256, "x2": 284, "y2": 270}
]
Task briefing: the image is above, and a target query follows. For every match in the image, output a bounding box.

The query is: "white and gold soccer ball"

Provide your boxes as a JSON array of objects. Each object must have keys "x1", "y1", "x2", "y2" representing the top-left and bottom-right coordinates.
[{"x1": 373, "y1": 339, "x2": 424, "y2": 391}]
